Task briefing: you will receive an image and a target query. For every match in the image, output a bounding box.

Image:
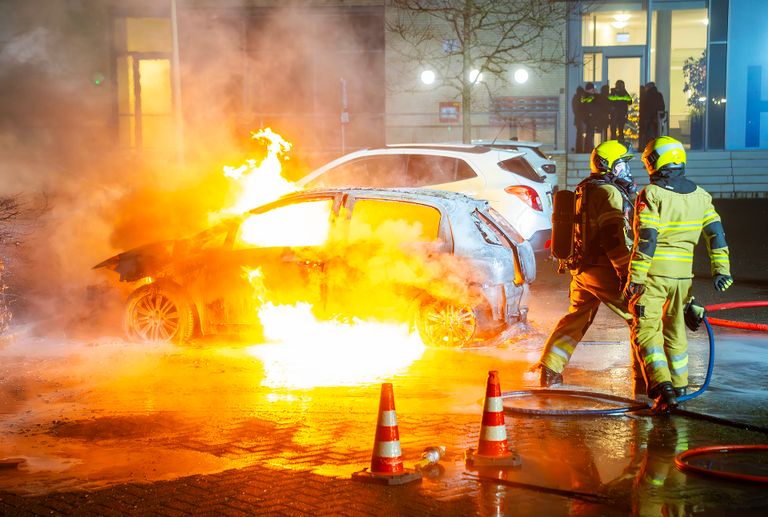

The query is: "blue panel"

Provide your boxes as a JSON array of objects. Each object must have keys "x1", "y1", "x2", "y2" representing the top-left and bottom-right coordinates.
[{"x1": 726, "y1": 0, "x2": 768, "y2": 149}]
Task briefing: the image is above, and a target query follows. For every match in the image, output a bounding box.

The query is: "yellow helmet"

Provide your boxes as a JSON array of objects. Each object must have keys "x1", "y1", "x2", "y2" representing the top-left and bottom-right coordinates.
[
  {"x1": 642, "y1": 136, "x2": 686, "y2": 175},
  {"x1": 589, "y1": 140, "x2": 633, "y2": 175}
]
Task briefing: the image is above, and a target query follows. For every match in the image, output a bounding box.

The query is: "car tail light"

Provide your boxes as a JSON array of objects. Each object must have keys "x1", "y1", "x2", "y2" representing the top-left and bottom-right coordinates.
[
  {"x1": 545, "y1": 239, "x2": 551, "y2": 249},
  {"x1": 505, "y1": 185, "x2": 543, "y2": 211},
  {"x1": 542, "y1": 164, "x2": 556, "y2": 175}
]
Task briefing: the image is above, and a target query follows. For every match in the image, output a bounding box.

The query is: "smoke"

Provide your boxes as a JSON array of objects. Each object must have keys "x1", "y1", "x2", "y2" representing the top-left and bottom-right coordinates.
[{"x1": 0, "y1": 2, "x2": 386, "y2": 337}]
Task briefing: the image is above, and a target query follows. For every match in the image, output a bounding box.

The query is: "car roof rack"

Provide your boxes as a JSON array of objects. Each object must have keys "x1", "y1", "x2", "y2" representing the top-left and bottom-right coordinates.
[{"x1": 384, "y1": 143, "x2": 492, "y2": 154}]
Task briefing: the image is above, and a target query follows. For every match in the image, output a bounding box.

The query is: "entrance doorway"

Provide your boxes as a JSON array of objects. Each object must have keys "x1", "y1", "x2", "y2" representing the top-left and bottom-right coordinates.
[{"x1": 607, "y1": 56, "x2": 642, "y2": 147}]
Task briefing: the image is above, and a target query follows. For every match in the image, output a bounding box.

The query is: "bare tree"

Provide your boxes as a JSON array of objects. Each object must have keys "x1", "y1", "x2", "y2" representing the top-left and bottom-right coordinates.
[{"x1": 388, "y1": 0, "x2": 580, "y2": 143}]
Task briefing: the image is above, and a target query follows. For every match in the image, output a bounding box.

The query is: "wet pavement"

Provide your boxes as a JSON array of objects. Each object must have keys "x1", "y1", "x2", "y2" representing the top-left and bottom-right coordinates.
[{"x1": 1, "y1": 265, "x2": 768, "y2": 515}]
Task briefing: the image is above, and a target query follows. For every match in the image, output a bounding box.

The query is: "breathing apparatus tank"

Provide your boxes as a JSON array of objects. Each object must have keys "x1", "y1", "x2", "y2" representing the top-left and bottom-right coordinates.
[{"x1": 551, "y1": 186, "x2": 586, "y2": 273}]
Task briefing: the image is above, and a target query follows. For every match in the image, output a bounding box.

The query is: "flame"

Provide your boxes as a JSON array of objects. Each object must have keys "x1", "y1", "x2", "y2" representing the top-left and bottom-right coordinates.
[
  {"x1": 245, "y1": 303, "x2": 425, "y2": 389},
  {"x1": 218, "y1": 129, "x2": 431, "y2": 388},
  {"x1": 239, "y1": 199, "x2": 332, "y2": 248},
  {"x1": 243, "y1": 265, "x2": 425, "y2": 389},
  {"x1": 221, "y1": 128, "x2": 297, "y2": 215}
]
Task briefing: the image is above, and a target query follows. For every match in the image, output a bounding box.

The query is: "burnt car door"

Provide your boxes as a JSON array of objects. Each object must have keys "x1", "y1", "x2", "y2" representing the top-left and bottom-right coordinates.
[
  {"x1": 199, "y1": 195, "x2": 339, "y2": 332},
  {"x1": 322, "y1": 195, "x2": 450, "y2": 324}
]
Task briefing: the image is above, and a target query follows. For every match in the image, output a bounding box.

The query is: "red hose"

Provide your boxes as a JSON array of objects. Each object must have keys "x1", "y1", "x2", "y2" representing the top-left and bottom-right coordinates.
[
  {"x1": 704, "y1": 301, "x2": 768, "y2": 332},
  {"x1": 675, "y1": 445, "x2": 768, "y2": 483}
]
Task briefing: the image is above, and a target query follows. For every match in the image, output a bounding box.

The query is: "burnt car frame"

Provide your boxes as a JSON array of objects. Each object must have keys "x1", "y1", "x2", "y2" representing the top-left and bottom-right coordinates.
[{"x1": 94, "y1": 188, "x2": 535, "y2": 347}]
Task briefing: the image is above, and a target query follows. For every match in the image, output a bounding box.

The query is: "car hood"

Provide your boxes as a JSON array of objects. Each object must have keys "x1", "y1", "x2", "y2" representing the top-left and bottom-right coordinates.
[{"x1": 93, "y1": 239, "x2": 189, "y2": 282}]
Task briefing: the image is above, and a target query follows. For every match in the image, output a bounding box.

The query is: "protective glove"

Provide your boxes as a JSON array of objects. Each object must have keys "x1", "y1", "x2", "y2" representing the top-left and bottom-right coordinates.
[
  {"x1": 683, "y1": 298, "x2": 707, "y2": 331},
  {"x1": 713, "y1": 274, "x2": 733, "y2": 291},
  {"x1": 623, "y1": 281, "x2": 645, "y2": 300}
]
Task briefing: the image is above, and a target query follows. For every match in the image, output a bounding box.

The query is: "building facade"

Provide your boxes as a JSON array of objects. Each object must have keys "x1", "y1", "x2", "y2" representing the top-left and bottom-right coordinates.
[{"x1": 0, "y1": 0, "x2": 766, "y2": 195}]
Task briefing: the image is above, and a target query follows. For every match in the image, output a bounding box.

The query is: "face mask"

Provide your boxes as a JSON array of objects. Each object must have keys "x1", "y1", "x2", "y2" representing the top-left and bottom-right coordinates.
[
  {"x1": 612, "y1": 160, "x2": 636, "y2": 195},
  {"x1": 613, "y1": 160, "x2": 631, "y2": 181}
]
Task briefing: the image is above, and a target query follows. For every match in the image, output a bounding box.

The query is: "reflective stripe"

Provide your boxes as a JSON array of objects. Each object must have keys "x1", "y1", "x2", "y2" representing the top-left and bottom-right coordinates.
[
  {"x1": 480, "y1": 425, "x2": 508, "y2": 442},
  {"x1": 485, "y1": 397, "x2": 503, "y2": 412},
  {"x1": 631, "y1": 261, "x2": 650, "y2": 271},
  {"x1": 703, "y1": 210, "x2": 718, "y2": 224},
  {"x1": 374, "y1": 440, "x2": 402, "y2": 458},
  {"x1": 654, "y1": 141, "x2": 685, "y2": 156},
  {"x1": 654, "y1": 251, "x2": 693, "y2": 262},
  {"x1": 670, "y1": 354, "x2": 688, "y2": 374},
  {"x1": 639, "y1": 216, "x2": 660, "y2": 227},
  {"x1": 379, "y1": 410, "x2": 397, "y2": 427}
]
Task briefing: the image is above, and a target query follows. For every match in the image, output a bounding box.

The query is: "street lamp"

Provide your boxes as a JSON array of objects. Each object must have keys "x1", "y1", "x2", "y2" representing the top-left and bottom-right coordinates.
[
  {"x1": 469, "y1": 69, "x2": 484, "y2": 84},
  {"x1": 420, "y1": 69, "x2": 436, "y2": 85},
  {"x1": 513, "y1": 68, "x2": 529, "y2": 85}
]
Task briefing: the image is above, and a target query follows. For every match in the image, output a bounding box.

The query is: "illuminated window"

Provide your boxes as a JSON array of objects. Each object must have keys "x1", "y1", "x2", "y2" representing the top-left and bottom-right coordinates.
[
  {"x1": 114, "y1": 17, "x2": 174, "y2": 149},
  {"x1": 583, "y1": 52, "x2": 603, "y2": 83},
  {"x1": 582, "y1": 11, "x2": 647, "y2": 47}
]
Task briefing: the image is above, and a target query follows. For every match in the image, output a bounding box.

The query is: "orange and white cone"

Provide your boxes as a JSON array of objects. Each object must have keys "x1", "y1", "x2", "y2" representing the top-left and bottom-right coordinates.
[
  {"x1": 352, "y1": 383, "x2": 422, "y2": 485},
  {"x1": 466, "y1": 370, "x2": 521, "y2": 468}
]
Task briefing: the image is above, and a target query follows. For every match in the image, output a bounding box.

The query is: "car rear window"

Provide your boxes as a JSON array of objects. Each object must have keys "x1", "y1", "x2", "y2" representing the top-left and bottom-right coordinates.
[
  {"x1": 498, "y1": 156, "x2": 544, "y2": 183},
  {"x1": 349, "y1": 199, "x2": 441, "y2": 243}
]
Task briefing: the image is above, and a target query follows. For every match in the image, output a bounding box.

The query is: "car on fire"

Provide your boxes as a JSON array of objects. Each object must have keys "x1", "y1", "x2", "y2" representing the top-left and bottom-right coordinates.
[
  {"x1": 297, "y1": 144, "x2": 553, "y2": 255},
  {"x1": 94, "y1": 188, "x2": 534, "y2": 348}
]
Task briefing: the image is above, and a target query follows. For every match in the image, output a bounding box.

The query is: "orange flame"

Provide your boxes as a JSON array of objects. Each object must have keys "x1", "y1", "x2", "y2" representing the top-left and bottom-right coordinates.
[
  {"x1": 220, "y1": 129, "x2": 429, "y2": 388},
  {"x1": 221, "y1": 128, "x2": 297, "y2": 215}
]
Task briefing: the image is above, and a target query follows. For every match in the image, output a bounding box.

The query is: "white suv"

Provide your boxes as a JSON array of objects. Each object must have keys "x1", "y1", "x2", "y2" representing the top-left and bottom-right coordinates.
[
  {"x1": 297, "y1": 144, "x2": 553, "y2": 254},
  {"x1": 472, "y1": 140, "x2": 558, "y2": 190}
]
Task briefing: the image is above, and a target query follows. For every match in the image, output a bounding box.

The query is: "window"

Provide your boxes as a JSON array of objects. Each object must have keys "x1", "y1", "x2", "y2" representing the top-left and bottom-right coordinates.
[
  {"x1": 235, "y1": 199, "x2": 333, "y2": 248},
  {"x1": 498, "y1": 157, "x2": 544, "y2": 183},
  {"x1": 581, "y1": 11, "x2": 647, "y2": 47},
  {"x1": 349, "y1": 199, "x2": 441, "y2": 243},
  {"x1": 583, "y1": 52, "x2": 603, "y2": 83},
  {"x1": 364, "y1": 156, "x2": 408, "y2": 187},
  {"x1": 307, "y1": 159, "x2": 371, "y2": 188},
  {"x1": 114, "y1": 17, "x2": 174, "y2": 149},
  {"x1": 404, "y1": 155, "x2": 477, "y2": 185}
]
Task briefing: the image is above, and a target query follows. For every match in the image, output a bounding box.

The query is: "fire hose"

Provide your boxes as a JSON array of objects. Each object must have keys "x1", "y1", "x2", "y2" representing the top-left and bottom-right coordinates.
[
  {"x1": 501, "y1": 317, "x2": 717, "y2": 416},
  {"x1": 704, "y1": 300, "x2": 768, "y2": 332},
  {"x1": 501, "y1": 318, "x2": 768, "y2": 434}
]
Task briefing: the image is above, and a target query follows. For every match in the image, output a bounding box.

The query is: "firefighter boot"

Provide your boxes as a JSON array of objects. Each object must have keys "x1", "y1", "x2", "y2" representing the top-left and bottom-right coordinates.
[
  {"x1": 650, "y1": 382, "x2": 678, "y2": 414},
  {"x1": 540, "y1": 365, "x2": 563, "y2": 388}
]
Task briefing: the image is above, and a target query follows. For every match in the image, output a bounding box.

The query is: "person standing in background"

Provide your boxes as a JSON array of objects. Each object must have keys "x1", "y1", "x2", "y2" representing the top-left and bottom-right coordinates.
[
  {"x1": 609, "y1": 80, "x2": 632, "y2": 144},
  {"x1": 595, "y1": 85, "x2": 611, "y2": 144}
]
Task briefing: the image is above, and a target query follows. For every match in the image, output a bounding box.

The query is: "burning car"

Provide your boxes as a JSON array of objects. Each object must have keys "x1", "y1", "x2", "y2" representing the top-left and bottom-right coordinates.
[{"x1": 94, "y1": 187, "x2": 534, "y2": 347}]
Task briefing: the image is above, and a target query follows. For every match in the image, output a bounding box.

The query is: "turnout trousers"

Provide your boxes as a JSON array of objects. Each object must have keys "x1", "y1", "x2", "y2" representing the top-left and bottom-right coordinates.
[
  {"x1": 540, "y1": 265, "x2": 632, "y2": 374},
  {"x1": 629, "y1": 276, "x2": 691, "y2": 393}
]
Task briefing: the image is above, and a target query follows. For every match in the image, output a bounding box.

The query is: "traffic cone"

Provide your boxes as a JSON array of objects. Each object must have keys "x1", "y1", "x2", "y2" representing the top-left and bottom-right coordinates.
[
  {"x1": 352, "y1": 383, "x2": 422, "y2": 485},
  {"x1": 466, "y1": 370, "x2": 522, "y2": 468}
]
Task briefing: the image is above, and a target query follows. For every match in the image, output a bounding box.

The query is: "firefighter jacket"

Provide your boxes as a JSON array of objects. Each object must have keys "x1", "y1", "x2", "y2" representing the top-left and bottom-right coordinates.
[
  {"x1": 575, "y1": 177, "x2": 633, "y2": 277},
  {"x1": 628, "y1": 170, "x2": 730, "y2": 283}
]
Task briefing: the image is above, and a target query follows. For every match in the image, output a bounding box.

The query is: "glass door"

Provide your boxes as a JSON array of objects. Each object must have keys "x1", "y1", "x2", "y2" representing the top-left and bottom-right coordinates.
[{"x1": 607, "y1": 56, "x2": 643, "y2": 147}]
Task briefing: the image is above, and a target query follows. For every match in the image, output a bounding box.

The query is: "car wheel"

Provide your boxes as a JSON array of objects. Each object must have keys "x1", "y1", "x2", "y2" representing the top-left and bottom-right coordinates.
[
  {"x1": 415, "y1": 298, "x2": 478, "y2": 347},
  {"x1": 124, "y1": 283, "x2": 195, "y2": 344}
]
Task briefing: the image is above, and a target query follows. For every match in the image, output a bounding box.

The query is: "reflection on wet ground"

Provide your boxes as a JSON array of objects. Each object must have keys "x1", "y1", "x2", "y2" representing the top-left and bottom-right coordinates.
[{"x1": 1, "y1": 273, "x2": 767, "y2": 514}]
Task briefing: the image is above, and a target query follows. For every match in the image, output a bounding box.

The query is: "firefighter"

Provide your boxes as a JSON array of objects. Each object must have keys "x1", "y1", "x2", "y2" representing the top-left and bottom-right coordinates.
[
  {"x1": 624, "y1": 136, "x2": 732, "y2": 413},
  {"x1": 537, "y1": 140, "x2": 637, "y2": 387}
]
